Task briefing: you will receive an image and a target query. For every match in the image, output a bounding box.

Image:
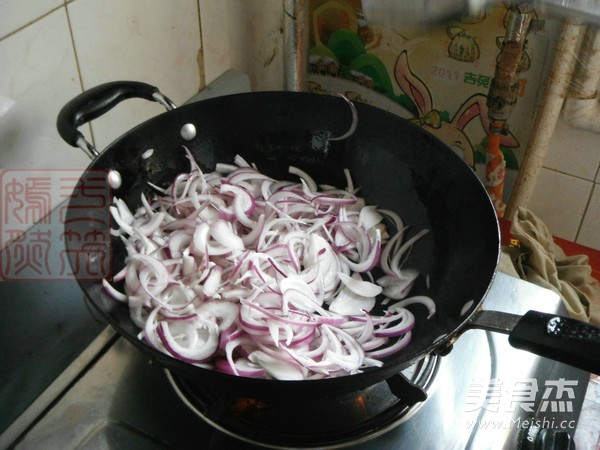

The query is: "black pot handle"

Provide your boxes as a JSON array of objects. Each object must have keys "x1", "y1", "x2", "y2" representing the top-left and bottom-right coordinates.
[
  {"x1": 471, "y1": 309, "x2": 600, "y2": 374},
  {"x1": 57, "y1": 81, "x2": 176, "y2": 159},
  {"x1": 508, "y1": 310, "x2": 600, "y2": 374}
]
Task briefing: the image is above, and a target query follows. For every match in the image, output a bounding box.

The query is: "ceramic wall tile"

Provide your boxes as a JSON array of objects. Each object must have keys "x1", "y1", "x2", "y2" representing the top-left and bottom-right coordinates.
[
  {"x1": 577, "y1": 184, "x2": 600, "y2": 250},
  {"x1": 528, "y1": 168, "x2": 593, "y2": 241},
  {"x1": 0, "y1": 0, "x2": 62, "y2": 39},
  {"x1": 544, "y1": 117, "x2": 600, "y2": 182},
  {"x1": 67, "y1": 0, "x2": 202, "y2": 150},
  {"x1": 0, "y1": 7, "x2": 89, "y2": 172},
  {"x1": 199, "y1": 0, "x2": 283, "y2": 91}
]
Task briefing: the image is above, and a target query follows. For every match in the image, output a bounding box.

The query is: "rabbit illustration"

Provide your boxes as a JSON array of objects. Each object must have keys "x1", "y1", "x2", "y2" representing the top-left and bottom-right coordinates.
[{"x1": 394, "y1": 50, "x2": 518, "y2": 167}]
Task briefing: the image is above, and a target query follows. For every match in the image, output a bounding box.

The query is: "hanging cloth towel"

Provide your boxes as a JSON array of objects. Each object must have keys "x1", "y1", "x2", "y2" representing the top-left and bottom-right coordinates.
[{"x1": 504, "y1": 207, "x2": 600, "y2": 324}]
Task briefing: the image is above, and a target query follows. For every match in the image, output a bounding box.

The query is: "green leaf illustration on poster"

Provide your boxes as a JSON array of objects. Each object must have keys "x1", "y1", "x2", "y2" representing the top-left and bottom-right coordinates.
[
  {"x1": 327, "y1": 29, "x2": 365, "y2": 66},
  {"x1": 348, "y1": 53, "x2": 393, "y2": 96}
]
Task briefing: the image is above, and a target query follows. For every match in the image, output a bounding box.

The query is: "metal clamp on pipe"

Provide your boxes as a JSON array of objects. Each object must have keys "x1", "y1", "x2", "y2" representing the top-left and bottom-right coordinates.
[
  {"x1": 485, "y1": 2, "x2": 534, "y2": 217},
  {"x1": 486, "y1": 4, "x2": 534, "y2": 122}
]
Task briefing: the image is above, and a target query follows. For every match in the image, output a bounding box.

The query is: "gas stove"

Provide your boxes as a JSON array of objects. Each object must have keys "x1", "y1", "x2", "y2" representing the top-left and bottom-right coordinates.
[
  {"x1": 0, "y1": 71, "x2": 594, "y2": 450},
  {"x1": 1, "y1": 270, "x2": 590, "y2": 449}
]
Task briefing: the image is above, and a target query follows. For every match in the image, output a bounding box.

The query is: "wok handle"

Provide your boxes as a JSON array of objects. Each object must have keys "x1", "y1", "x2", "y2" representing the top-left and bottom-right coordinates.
[
  {"x1": 508, "y1": 310, "x2": 600, "y2": 374},
  {"x1": 56, "y1": 81, "x2": 176, "y2": 159}
]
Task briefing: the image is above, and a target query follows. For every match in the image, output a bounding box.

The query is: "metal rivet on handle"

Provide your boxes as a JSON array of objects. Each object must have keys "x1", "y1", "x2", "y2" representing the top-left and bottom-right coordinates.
[
  {"x1": 108, "y1": 170, "x2": 122, "y2": 189},
  {"x1": 180, "y1": 123, "x2": 197, "y2": 141}
]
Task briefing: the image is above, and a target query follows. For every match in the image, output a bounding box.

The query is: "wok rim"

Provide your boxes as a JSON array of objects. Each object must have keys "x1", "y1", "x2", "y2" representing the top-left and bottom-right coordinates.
[{"x1": 66, "y1": 90, "x2": 501, "y2": 391}]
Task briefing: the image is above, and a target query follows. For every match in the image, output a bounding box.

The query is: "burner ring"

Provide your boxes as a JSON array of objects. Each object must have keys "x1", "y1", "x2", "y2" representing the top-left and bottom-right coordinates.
[{"x1": 166, "y1": 354, "x2": 441, "y2": 448}]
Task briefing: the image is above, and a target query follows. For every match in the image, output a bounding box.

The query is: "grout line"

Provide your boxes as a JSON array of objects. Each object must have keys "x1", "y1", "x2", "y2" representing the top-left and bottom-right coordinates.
[
  {"x1": 541, "y1": 165, "x2": 599, "y2": 184},
  {"x1": 574, "y1": 181, "x2": 596, "y2": 243},
  {"x1": 196, "y1": 0, "x2": 206, "y2": 91},
  {"x1": 541, "y1": 165, "x2": 597, "y2": 245},
  {"x1": 576, "y1": 162, "x2": 600, "y2": 243},
  {"x1": 63, "y1": 0, "x2": 96, "y2": 149},
  {"x1": 0, "y1": 5, "x2": 65, "y2": 42},
  {"x1": 64, "y1": 4, "x2": 84, "y2": 93}
]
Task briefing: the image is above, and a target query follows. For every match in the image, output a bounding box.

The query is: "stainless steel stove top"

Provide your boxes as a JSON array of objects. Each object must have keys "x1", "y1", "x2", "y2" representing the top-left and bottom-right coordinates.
[{"x1": 2, "y1": 271, "x2": 590, "y2": 450}]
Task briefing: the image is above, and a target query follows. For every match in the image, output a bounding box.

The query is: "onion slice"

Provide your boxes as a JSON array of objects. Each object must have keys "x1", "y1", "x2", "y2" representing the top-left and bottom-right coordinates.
[{"x1": 103, "y1": 150, "x2": 434, "y2": 380}]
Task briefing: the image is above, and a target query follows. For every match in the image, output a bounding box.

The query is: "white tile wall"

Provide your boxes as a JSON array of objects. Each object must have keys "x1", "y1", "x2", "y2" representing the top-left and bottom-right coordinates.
[
  {"x1": 544, "y1": 117, "x2": 600, "y2": 182},
  {"x1": 0, "y1": 7, "x2": 89, "y2": 171},
  {"x1": 529, "y1": 117, "x2": 600, "y2": 250},
  {"x1": 67, "y1": 0, "x2": 202, "y2": 150},
  {"x1": 578, "y1": 184, "x2": 600, "y2": 250},
  {"x1": 0, "y1": 0, "x2": 202, "y2": 235},
  {"x1": 529, "y1": 167, "x2": 594, "y2": 241},
  {"x1": 0, "y1": 0, "x2": 62, "y2": 39},
  {"x1": 199, "y1": 0, "x2": 283, "y2": 91},
  {"x1": 1, "y1": 0, "x2": 596, "y2": 253}
]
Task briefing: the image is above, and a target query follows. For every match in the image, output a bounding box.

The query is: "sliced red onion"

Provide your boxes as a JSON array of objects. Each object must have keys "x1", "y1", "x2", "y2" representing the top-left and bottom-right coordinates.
[
  {"x1": 114, "y1": 198, "x2": 135, "y2": 224},
  {"x1": 388, "y1": 295, "x2": 436, "y2": 319},
  {"x1": 289, "y1": 166, "x2": 318, "y2": 193},
  {"x1": 343, "y1": 168, "x2": 355, "y2": 193},
  {"x1": 338, "y1": 272, "x2": 382, "y2": 297},
  {"x1": 389, "y1": 229, "x2": 430, "y2": 276},
  {"x1": 377, "y1": 269, "x2": 419, "y2": 300},
  {"x1": 248, "y1": 350, "x2": 305, "y2": 380},
  {"x1": 240, "y1": 299, "x2": 321, "y2": 328},
  {"x1": 321, "y1": 326, "x2": 364, "y2": 372},
  {"x1": 202, "y1": 265, "x2": 223, "y2": 297},
  {"x1": 339, "y1": 228, "x2": 381, "y2": 273},
  {"x1": 328, "y1": 94, "x2": 358, "y2": 142},
  {"x1": 328, "y1": 287, "x2": 376, "y2": 316},
  {"x1": 104, "y1": 153, "x2": 434, "y2": 380},
  {"x1": 215, "y1": 163, "x2": 238, "y2": 174},
  {"x1": 109, "y1": 206, "x2": 133, "y2": 235},
  {"x1": 209, "y1": 220, "x2": 244, "y2": 251},
  {"x1": 360, "y1": 336, "x2": 389, "y2": 352},
  {"x1": 156, "y1": 320, "x2": 219, "y2": 363},
  {"x1": 366, "y1": 331, "x2": 412, "y2": 360},
  {"x1": 102, "y1": 279, "x2": 128, "y2": 302},
  {"x1": 214, "y1": 357, "x2": 266, "y2": 377},
  {"x1": 220, "y1": 183, "x2": 256, "y2": 226},
  {"x1": 358, "y1": 205, "x2": 383, "y2": 231},
  {"x1": 167, "y1": 230, "x2": 192, "y2": 259},
  {"x1": 143, "y1": 306, "x2": 163, "y2": 349},
  {"x1": 374, "y1": 309, "x2": 415, "y2": 337}
]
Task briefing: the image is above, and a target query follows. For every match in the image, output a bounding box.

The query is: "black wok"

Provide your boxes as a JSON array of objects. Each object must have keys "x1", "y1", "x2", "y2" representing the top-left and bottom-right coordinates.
[{"x1": 57, "y1": 82, "x2": 599, "y2": 402}]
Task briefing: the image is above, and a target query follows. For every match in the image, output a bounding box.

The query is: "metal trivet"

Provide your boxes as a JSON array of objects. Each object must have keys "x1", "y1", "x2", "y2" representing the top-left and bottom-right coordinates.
[{"x1": 166, "y1": 354, "x2": 441, "y2": 449}]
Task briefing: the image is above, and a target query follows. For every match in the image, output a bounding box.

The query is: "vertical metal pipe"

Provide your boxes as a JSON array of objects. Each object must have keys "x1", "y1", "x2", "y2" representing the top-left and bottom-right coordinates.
[
  {"x1": 562, "y1": 25, "x2": 600, "y2": 132},
  {"x1": 283, "y1": 0, "x2": 310, "y2": 92},
  {"x1": 487, "y1": 4, "x2": 534, "y2": 123},
  {"x1": 506, "y1": 20, "x2": 586, "y2": 218},
  {"x1": 485, "y1": 3, "x2": 534, "y2": 217}
]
